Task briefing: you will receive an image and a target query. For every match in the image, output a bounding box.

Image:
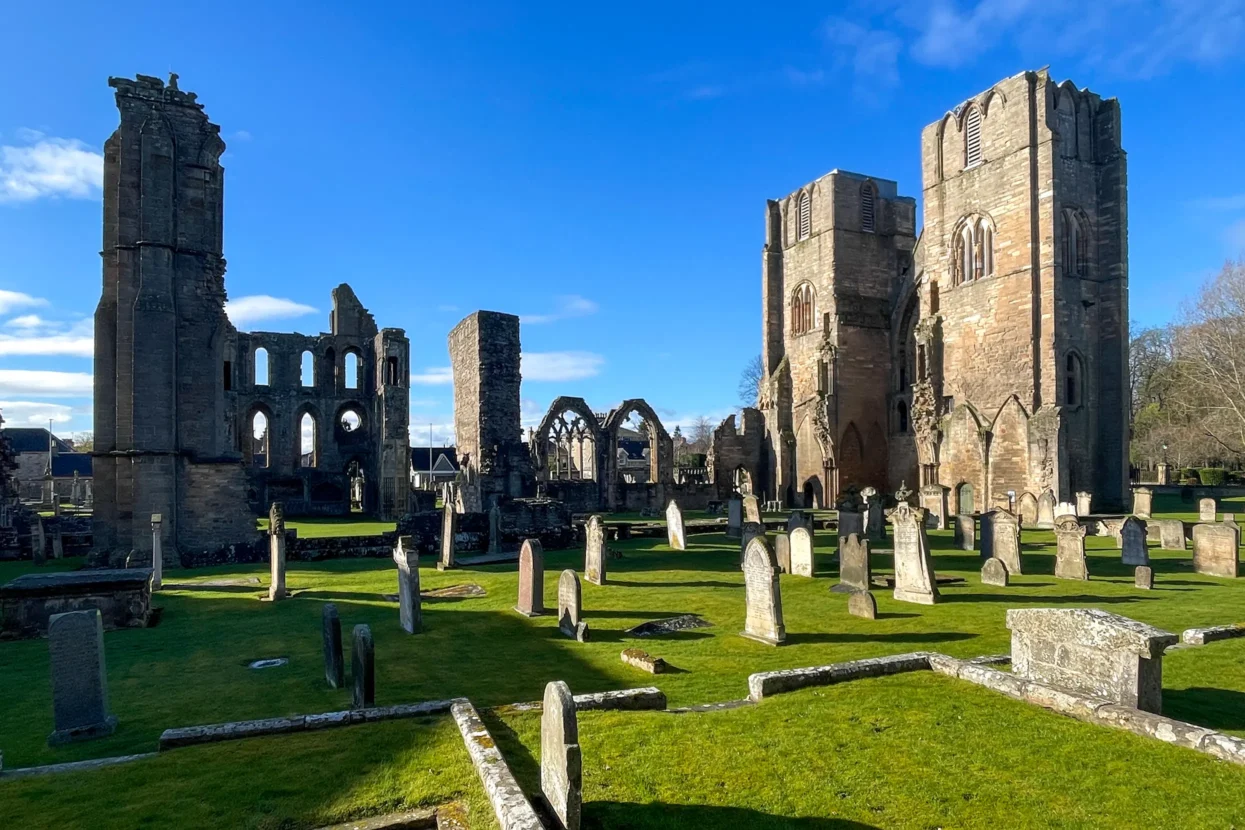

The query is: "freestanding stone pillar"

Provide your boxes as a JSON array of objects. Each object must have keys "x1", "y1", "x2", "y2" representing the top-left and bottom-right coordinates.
[
  {"x1": 150, "y1": 513, "x2": 163, "y2": 591},
  {"x1": 268, "y1": 502, "x2": 288, "y2": 601},
  {"x1": 47, "y1": 609, "x2": 118, "y2": 745},
  {"x1": 392, "y1": 535, "x2": 421, "y2": 634},
  {"x1": 439, "y1": 501, "x2": 457, "y2": 571}
]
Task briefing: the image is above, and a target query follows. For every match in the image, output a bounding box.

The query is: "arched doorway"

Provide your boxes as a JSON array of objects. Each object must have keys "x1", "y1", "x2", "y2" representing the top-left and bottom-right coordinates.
[{"x1": 956, "y1": 481, "x2": 975, "y2": 514}]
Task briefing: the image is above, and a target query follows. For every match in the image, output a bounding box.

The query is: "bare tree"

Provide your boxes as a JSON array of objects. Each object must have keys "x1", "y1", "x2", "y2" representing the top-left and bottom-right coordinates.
[
  {"x1": 738, "y1": 354, "x2": 764, "y2": 408},
  {"x1": 689, "y1": 416, "x2": 715, "y2": 453}
]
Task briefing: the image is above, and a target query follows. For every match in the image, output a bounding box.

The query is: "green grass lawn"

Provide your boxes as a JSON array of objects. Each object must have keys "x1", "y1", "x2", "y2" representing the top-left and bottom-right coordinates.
[
  {"x1": 255, "y1": 515, "x2": 397, "y2": 538},
  {"x1": 2, "y1": 500, "x2": 1244, "y2": 827}
]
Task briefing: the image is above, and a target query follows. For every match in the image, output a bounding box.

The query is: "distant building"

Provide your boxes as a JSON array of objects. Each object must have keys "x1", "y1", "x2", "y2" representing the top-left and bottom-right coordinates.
[
  {"x1": 1, "y1": 428, "x2": 92, "y2": 504},
  {"x1": 410, "y1": 447, "x2": 459, "y2": 489}
]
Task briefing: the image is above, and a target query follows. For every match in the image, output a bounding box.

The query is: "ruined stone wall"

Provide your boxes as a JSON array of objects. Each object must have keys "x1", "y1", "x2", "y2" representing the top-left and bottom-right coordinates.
[{"x1": 708, "y1": 408, "x2": 766, "y2": 498}]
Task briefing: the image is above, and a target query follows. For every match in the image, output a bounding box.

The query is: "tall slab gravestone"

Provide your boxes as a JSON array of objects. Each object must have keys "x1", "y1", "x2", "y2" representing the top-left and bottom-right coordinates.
[
  {"x1": 149, "y1": 513, "x2": 163, "y2": 591},
  {"x1": 953, "y1": 514, "x2": 976, "y2": 552},
  {"x1": 991, "y1": 510, "x2": 1023, "y2": 575},
  {"x1": 47, "y1": 609, "x2": 117, "y2": 744},
  {"x1": 541, "y1": 680, "x2": 583, "y2": 830},
  {"x1": 774, "y1": 532, "x2": 791, "y2": 574},
  {"x1": 1132, "y1": 487, "x2": 1153, "y2": 519},
  {"x1": 393, "y1": 535, "x2": 421, "y2": 634},
  {"x1": 322, "y1": 603, "x2": 344, "y2": 689},
  {"x1": 741, "y1": 536, "x2": 785, "y2": 645},
  {"x1": 787, "y1": 510, "x2": 811, "y2": 535},
  {"x1": 32, "y1": 517, "x2": 46, "y2": 565},
  {"x1": 979, "y1": 510, "x2": 996, "y2": 559},
  {"x1": 515, "y1": 538, "x2": 546, "y2": 616},
  {"x1": 836, "y1": 533, "x2": 871, "y2": 593},
  {"x1": 488, "y1": 501, "x2": 502, "y2": 554},
  {"x1": 789, "y1": 526, "x2": 814, "y2": 577},
  {"x1": 1199, "y1": 498, "x2": 1217, "y2": 522},
  {"x1": 1075, "y1": 491, "x2": 1092, "y2": 516},
  {"x1": 558, "y1": 569, "x2": 589, "y2": 642},
  {"x1": 1192, "y1": 523, "x2": 1240, "y2": 578},
  {"x1": 268, "y1": 502, "x2": 288, "y2": 601},
  {"x1": 1053, "y1": 516, "x2": 1089, "y2": 581},
  {"x1": 666, "y1": 500, "x2": 686, "y2": 551},
  {"x1": 1016, "y1": 492, "x2": 1039, "y2": 528},
  {"x1": 1036, "y1": 491, "x2": 1056, "y2": 529},
  {"x1": 1120, "y1": 516, "x2": 1149, "y2": 567},
  {"x1": 889, "y1": 503, "x2": 939, "y2": 605},
  {"x1": 726, "y1": 497, "x2": 743, "y2": 538},
  {"x1": 1158, "y1": 519, "x2": 1186, "y2": 551},
  {"x1": 439, "y1": 501, "x2": 457, "y2": 571},
  {"x1": 742, "y1": 494, "x2": 762, "y2": 524},
  {"x1": 584, "y1": 516, "x2": 607, "y2": 585},
  {"x1": 351, "y1": 624, "x2": 375, "y2": 709},
  {"x1": 838, "y1": 510, "x2": 864, "y2": 542},
  {"x1": 740, "y1": 522, "x2": 765, "y2": 564}
]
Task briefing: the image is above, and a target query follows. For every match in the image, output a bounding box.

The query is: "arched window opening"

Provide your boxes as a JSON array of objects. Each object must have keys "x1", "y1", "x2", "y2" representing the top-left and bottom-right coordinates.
[
  {"x1": 1065, "y1": 353, "x2": 1084, "y2": 407},
  {"x1": 301, "y1": 350, "x2": 314, "y2": 387},
  {"x1": 543, "y1": 409, "x2": 597, "y2": 482},
  {"x1": 861, "y1": 183, "x2": 876, "y2": 233},
  {"x1": 250, "y1": 411, "x2": 269, "y2": 468},
  {"x1": 897, "y1": 401, "x2": 909, "y2": 433},
  {"x1": 254, "y1": 347, "x2": 269, "y2": 386},
  {"x1": 797, "y1": 190, "x2": 811, "y2": 241},
  {"x1": 299, "y1": 412, "x2": 317, "y2": 468},
  {"x1": 965, "y1": 106, "x2": 983, "y2": 167},
  {"x1": 791, "y1": 283, "x2": 815, "y2": 336},
  {"x1": 339, "y1": 406, "x2": 364, "y2": 434},
  {"x1": 385, "y1": 356, "x2": 400, "y2": 386},
  {"x1": 951, "y1": 215, "x2": 995, "y2": 285},
  {"x1": 345, "y1": 352, "x2": 361, "y2": 390},
  {"x1": 1063, "y1": 210, "x2": 1089, "y2": 277}
]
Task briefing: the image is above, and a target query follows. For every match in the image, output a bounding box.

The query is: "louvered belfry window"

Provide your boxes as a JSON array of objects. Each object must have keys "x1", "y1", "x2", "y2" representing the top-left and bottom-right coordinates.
[
  {"x1": 965, "y1": 107, "x2": 982, "y2": 167},
  {"x1": 797, "y1": 191, "x2": 811, "y2": 241},
  {"x1": 862, "y1": 183, "x2": 876, "y2": 233}
]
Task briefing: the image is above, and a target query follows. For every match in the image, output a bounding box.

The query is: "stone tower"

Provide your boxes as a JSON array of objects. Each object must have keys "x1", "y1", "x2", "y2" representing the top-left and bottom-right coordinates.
[{"x1": 93, "y1": 74, "x2": 252, "y2": 560}]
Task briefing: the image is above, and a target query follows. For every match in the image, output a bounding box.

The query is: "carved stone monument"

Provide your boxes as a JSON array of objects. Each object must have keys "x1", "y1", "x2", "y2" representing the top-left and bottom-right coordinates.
[
  {"x1": 1017, "y1": 492, "x2": 1038, "y2": 527},
  {"x1": 953, "y1": 514, "x2": 976, "y2": 552},
  {"x1": 920, "y1": 485, "x2": 948, "y2": 529},
  {"x1": 1036, "y1": 490, "x2": 1056, "y2": 529},
  {"x1": 584, "y1": 516, "x2": 607, "y2": 585},
  {"x1": 1053, "y1": 516, "x2": 1089, "y2": 581},
  {"x1": 1075, "y1": 491, "x2": 1092, "y2": 516},
  {"x1": 439, "y1": 501, "x2": 457, "y2": 571},
  {"x1": 889, "y1": 503, "x2": 939, "y2": 605},
  {"x1": 47, "y1": 609, "x2": 118, "y2": 744},
  {"x1": 393, "y1": 535, "x2": 421, "y2": 634},
  {"x1": 665, "y1": 500, "x2": 685, "y2": 551},
  {"x1": 740, "y1": 536, "x2": 785, "y2": 645},
  {"x1": 268, "y1": 502, "x2": 288, "y2": 601},
  {"x1": 558, "y1": 569, "x2": 589, "y2": 642},
  {"x1": 740, "y1": 522, "x2": 765, "y2": 564},
  {"x1": 789, "y1": 526, "x2": 814, "y2": 577},
  {"x1": 515, "y1": 538, "x2": 545, "y2": 616},
  {"x1": 541, "y1": 680, "x2": 582, "y2": 830},
  {"x1": 742, "y1": 494, "x2": 761, "y2": 524},
  {"x1": 774, "y1": 533, "x2": 791, "y2": 574},
  {"x1": 991, "y1": 509, "x2": 1022, "y2": 575}
]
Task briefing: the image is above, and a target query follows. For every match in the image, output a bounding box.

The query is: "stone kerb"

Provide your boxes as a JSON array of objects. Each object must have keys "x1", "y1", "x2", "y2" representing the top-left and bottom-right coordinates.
[{"x1": 451, "y1": 699, "x2": 544, "y2": 830}]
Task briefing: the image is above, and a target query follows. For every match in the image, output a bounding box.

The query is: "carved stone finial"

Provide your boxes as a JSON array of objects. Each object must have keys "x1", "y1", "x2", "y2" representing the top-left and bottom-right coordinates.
[
  {"x1": 168, "y1": 72, "x2": 179, "y2": 90},
  {"x1": 895, "y1": 481, "x2": 913, "y2": 505}
]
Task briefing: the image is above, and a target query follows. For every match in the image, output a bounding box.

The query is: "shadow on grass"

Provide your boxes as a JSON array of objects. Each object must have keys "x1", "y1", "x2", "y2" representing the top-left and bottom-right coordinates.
[
  {"x1": 586, "y1": 802, "x2": 881, "y2": 828},
  {"x1": 783, "y1": 631, "x2": 976, "y2": 646},
  {"x1": 939, "y1": 593, "x2": 1155, "y2": 605},
  {"x1": 1163, "y1": 687, "x2": 1245, "y2": 732},
  {"x1": 607, "y1": 579, "x2": 741, "y2": 590}
]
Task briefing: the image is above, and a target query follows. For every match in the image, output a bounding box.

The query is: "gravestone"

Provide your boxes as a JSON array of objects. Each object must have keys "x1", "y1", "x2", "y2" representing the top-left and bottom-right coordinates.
[
  {"x1": 1017, "y1": 492, "x2": 1038, "y2": 528},
  {"x1": 558, "y1": 569, "x2": 589, "y2": 641},
  {"x1": 774, "y1": 533, "x2": 791, "y2": 574},
  {"x1": 351, "y1": 624, "x2": 375, "y2": 709},
  {"x1": 584, "y1": 516, "x2": 607, "y2": 585},
  {"x1": 991, "y1": 510, "x2": 1023, "y2": 575},
  {"x1": 1132, "y1": 487, "x2": 1153, "y2": 519},
  {"x1": 1135, "y1": 566, "x2": 1154, "y2": 590},
  {"x1": 150, "y1": 514, "x2": 163, "y2": 591},
  {"x1": 32, "y1": 518, "x2": 46, "y2": 566},
  {"x1": 1075, "y1": 491, "x2": 1092, "y2": 516},
  {"x1": 741, "y1": 536, "x2": 784, "y2": 645},
  {"x1": 1036, "y1": 491, "x2": 1056, "y2": 529},
  {"x1": 742, "y1": 494, "x2": 761, "y2": 524},
  {"x1": 1055, "y1": 501, "x2": 1078, "y2": 520},
  {"x1": 838, "y1": 509, "x2": 864, "y2": 542},
  {"x1": 789, "y1": 526, "x2": 814, "y2": 577},
  {"x1": 665, "y1": 501, "x2": 686, "y2": 551},
  {"x1": 392, "y1": 535, "x2": 421, "y2": 634},
  {"x1": 541, "y1": 680, "x2": 582, "y2": 830},
  {"x1": 979, "y1": 510, "x2": 996, "y2": 559},
  {"x1": 515, "y1": 539, "x2": 546, "y2": 616},
  {"x1": 1192, "y1": 523, "x2": 1240, "y2": 578},
  {"x1": 837, "y1": 533, "x2": 871, "y2": 593},
  {"x1": 848, "y1": 590, "x2": 877, "y2": 620},
  {"x1": 863, "y1": 496, "x2": 886, "y2": 541},
  {"x1": 322, "y1": 603, "x2": 344, "y2": 688},
  {"x1": 47, "y1": 609, "x2": 117, "y2": 744},
  {"x1": 268, "y1": 502, "x2": 288, "y2": 601},
  {"x1": 953, "y1": 514, "x2": 976, "y2": 552},
  {"x1": 1159, "y1": 519, "x2": 1186, "y2": 551},
  {"x1": 488, "y1": 502, "x2": 502, "y2": 554},
  {"x1": 1006, "y1": 608, "x2": 1177, "y2": 713},
  {"x1": 1199, "y1": 498, "x2": 1217, "y2": 522},
  {"x1": 981, "y1": 557, "x2": 1009, "y2": 587},
  {"x1": 1120, "y1": 516, "x2": 1149, "y2": 567},
  {"x1": 1224, "y1": 515, "x2": 1241, "y2": 549},
  {"x1": 889, "y1": 503, "x2": 939, "y2": 605},
  {"x1": 51, "y1": 528, "x2": 64, "y2": 560},
  {"x1": 439, "y1": 501, "x2": 457, "y2": 570},
  {"x1": 1053, "y1": 516, "x2": 1089, "y2": 581},
  {"x1": 786, "y1": 510, "x2": 807, "y2": 535},
  {"x1": 726, "y1": 497, "x2": 743, "y2": 538},
  {"x1": 740, "y1": 522, "x2": 765, "y2": 564},
  {"x1": 920, "y1": 485, "x2": 948, "y2": 529}
]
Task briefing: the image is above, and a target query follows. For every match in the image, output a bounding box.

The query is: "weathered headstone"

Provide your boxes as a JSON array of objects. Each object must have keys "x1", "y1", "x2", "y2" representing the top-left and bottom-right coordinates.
[
  {"x1": 726, "y1": 497, "x2": 743, "y2": 538},
  {"x1": 584, "y1": 516, "x2": 607, "y2": 585},
  {"x1": 1132, "y1": 487, "x2": 1153, "y2": 519},
  {"x1": 540, "y1": 680, "x2": 582, "y2": 830},
  {"x1": 47, "y1": 609, "x2": 117, "y2": 744},
  {"x1": 838, "y1": 509, "x2": 864, "y2": 541},
  {"x1": 33, "y1": 518, "x2": 46, "y2": 566},
  {"x1": 1036, "y1": 490, "x2": 1056, "y2": 529},
  {"x1": 981, "y1": 557, "x2": 1009, "y2": 587},
  {"x1": 1156, "y1": 462, "x2": 1171, "y2": 485},
  {"x1": 51, "y1": 528, "x2": 64, "y2": 560},
  {"x1": 665, "y1": 500, "x2": 685, "y2": 551},
  {"x1": 515, "y1": 538, "x2": 546, "y2": 616},
  {"x1": 1224, "y1": 515, "x2": 1241, "y2": 549},
  {"x1": 1053, "y1": 516, "x2": 1089, "y2": 581},
  {"x1": 743, "y1": 494, "x2": 761, "y2": 523},
  {"x1": 774, "y1": 532, "x2": 791, "y2": 574},
  {"x1": 558, "y1": 569, "x2": 589, "y2": 641},
  {"x1": 351, "y1": 624, "x2": 375, "y2": 709},
  {"x1": 740, "y1": 521, "x2": 765, "y2": 564},
  {"x1": 848, "y1": 590, "x2": 877, "y2": 620},
  {"x1": 1135, "y1": 565, "x2": 1154, "y2": 590},
  {"x1": 439, "y1": 501, "x2": 457, "y2": 571},
  {"x1": 1120, "y1": 516, "x2": 1149, "y2": 567},
  {"x1": 837, "y1": 533, "x2": 871, "y2": 592},
  {"x1": 953, "y1": 514, "x2": 976, "y2": 552},
  {"x1": 322, "y1": 603, "x2": 344, "y2": 688},
  {"x1": 991, "y1": 509, "x2": 1023, "y2": 575},
  {"x1": 920, "y1": 485, "x2": 948, "y2": 529},
  {"x1": 1159, "y1": 519, "x2": 1186, "y2": 551},
  {"x1": 149, "y1": 514, "x2": 163, "y2": 591},
  {"x1": 979, "y1": 510, "x2": 996, "y2": 559},
  {"x1": 741, "y1": 536, "x2": 784, "y2": 645},
  {"x1": 1017, "y1": 492, "x2": 1039, "y2": 528},
  {"x1": 786, "y1": 510, "x2": 810, "y2": 535},
  {"x1": 789, "y1": 526, "x2": 814, "y2": 577},
  {"x1": 1075, "y1": 491, "x2": 1092, "y2": 516},
  {"x1": 1006, "y1": 608, "x2": 1177, "y2": 713},
  {"x1": 488, "y1": 501, "x2": 502, "y2": 554},
  {"x1": 1054, "y1": 501, "x2": 1078, "y2": 520},
  {"x1": 1199, "y1": 497, "x2": 1217, "y2": 522},
  {"x1": 889, "y1": 503, "x2": 939, "y2": 605},
  {"x1": 1192, "y1": 523, "x2": 1240, "y2": 578},
  {"x1": 864, "y1": 496, "x2": 886, "y2": 541},
  {"x1": 392, "y1": 535, "x2": 421, "y2": 634},
  {"x1": 268, "y1": 502, "x2": 288, "y2": 601}
]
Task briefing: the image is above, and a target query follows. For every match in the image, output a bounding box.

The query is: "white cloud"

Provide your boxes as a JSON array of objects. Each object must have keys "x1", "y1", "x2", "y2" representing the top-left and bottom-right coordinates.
[
  {"x1": 0, "y1": 369, "x2": 93, "y2": 397},
  {"x1": 411, "y1": 366, "x2": 453, "y2": 385},
  {"x1": 8, "y1": 314, "x2": 45, "y2": 328},
  {"x1": 224, "y1": 295, "x2": 318, "y2": 328},
  {"x1": 232, "y1": 130, "x2": 253, "y2": 142},
  {"x1": 408, "y1": 421, "x2": 456, "y2": 446},
  {"x1": 0, "y1": 290, "x2": 48, "y2": 316},
  {"x1": 823, "y1": 17, "x2": 903, "y2": 94},
  {"x1": 0, "y1": 134, "x2": 104, "y2": 202},
  {"x1": 520, "y1": 295, "x2": 599, "y2": 325},
  {"x1": 522, "y1": 351, "x2": 605, "y2": 382},
  {"x1": 0, "y1": 400, "x2": 74, "y2": 425},
  {"x1": 0, "y1": 316, "x2": 93, "y2": 357}
]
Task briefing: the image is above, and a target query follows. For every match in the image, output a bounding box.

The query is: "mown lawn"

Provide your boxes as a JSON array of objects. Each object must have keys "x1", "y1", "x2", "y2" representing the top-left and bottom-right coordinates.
[{"x1": 1, "y1": 496, "x2": 1244, "y2": 827}]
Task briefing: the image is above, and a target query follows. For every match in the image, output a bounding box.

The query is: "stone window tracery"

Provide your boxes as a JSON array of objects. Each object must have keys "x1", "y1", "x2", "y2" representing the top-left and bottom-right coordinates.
[
  {"x1": 951, "y1": 214, "x2": 996, "y2": 285},
  {"x1": 1062, "y1": 209, "x2": 1089, "y2": 277},
  {"x1": 791, "y1": 282, "x2": 816, "y2": 336}
]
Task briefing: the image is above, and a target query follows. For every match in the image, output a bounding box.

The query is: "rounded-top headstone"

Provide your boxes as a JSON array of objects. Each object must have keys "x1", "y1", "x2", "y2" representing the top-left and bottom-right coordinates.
[
  {"x1": 847, "y1": 590, "x2": 877, "y2": 620},
  {"x1": 981, "y1": 557, "x2": 1009, "y2": 587}
]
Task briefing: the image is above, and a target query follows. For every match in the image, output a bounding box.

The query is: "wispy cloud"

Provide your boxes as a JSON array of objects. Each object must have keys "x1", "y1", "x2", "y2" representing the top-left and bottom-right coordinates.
[
  {"x1": 520, "y1": 295, "x2": 599, "y2": 325},
  {"x1": 822, "y1": 17, "x2": 904, "y2": 100},
  {"x1": 522, "y1": 351, "x2": 604, "y2": 382},
  {"x1": 0, "y1": 369, "x2": 93, "y2": 397},
  {"x1": 411, "y1": 366, "x2": 453, "y2": 385},
  {"x1": 408, "y1": 419, "x2": 456, "y2": 446},
  {"x1": 0, "y1": 400, "x2": 74, "y2": 425},
  {"x1": 0, "y1": 315, "x2": 92, "y2": 357},
  {"x1": 1227, "y1": 218, "x2": 1245, "y2": 252},
  {"x1": 0, "y1": 133, "x2": 103, "y2": 202},
  {"x1": 0, "y1": 290, "x2": 48, "y2": 316},
  {"x1": 224, "y1": 295, "x2": 318, "y2": 328},
  {"x1": 8, "y1": 314, "x2": 45, "y2": 328},
  {"x1": 1190, "y1": 194, "x2": 1245, "y2": 212}
]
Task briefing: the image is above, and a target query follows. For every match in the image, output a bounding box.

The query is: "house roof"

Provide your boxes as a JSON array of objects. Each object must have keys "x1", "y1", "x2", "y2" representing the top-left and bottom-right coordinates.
[
  {"x1": 410, "y1": 447, "x2": 459, "y2": 472},
  {"x1": 2, "y1": 428, "x2": 74, "y2": 454},
  {"x1": 617, "y1": 437, "x2": 648, "y2": 461},
  {"x1": 50, "y1": 453, "x2": 92, "y2": 478}
]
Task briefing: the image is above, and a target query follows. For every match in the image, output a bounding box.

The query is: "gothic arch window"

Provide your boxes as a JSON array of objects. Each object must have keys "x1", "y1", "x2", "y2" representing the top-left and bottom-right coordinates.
[
  {"x1": 299, "y1": 411, "x2": 318, "y2": 468},
  {"x1": 250, "y1": 410, "x2": 269, "y2": 468},
  {"x1": 897, "y1": 400, "x2": 909, "y2": 433},
  {"x1": 951, "y1": 214, "x2": 996, "y2": 285},
  {"x1": 861, "y1": 182, "x2": 876, "y2": 233},
  {"x1": 791, "y1": 282, "x2": 816, "y2": 336},
  {"x1": 797, "y1": 190, "x2": 811, "y2": 241},
  {"x1": 301, "y1": 350, "x2": 314, "y2": 387},
  {"x1": 344, "y1": 350, "x2": 362, "y2": 390},
  {"x1": 1065, "y1": 352, "x2": 1084, "y2": 407},
  {"x1": 1062, "y1": 209, "x2": 1089, "y2": 277},
  {"x1": 964, "y1": 106, "x2": 983, "y2": 168},
  {"x1": 254, "y1": 347, "x2": 269, "y2": 386}
]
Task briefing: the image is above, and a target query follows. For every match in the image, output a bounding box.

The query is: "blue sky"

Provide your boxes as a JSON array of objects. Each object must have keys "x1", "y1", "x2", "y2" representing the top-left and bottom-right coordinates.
[{"x1": 1, "y1": 0, "x2": 1243, "y2": 443}]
